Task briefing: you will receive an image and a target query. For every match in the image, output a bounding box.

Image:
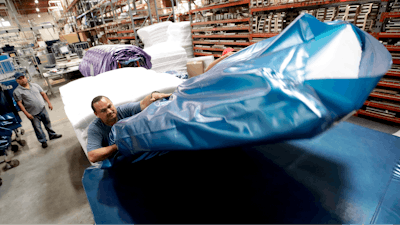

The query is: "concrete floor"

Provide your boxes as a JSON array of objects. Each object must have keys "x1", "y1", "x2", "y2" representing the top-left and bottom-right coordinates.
[
  {"x1": 0, "y1": 74, "x2": 399, "y2": 224},
  {"x1": 0, "y1": 75, "x2": 94, "y2": 224}
]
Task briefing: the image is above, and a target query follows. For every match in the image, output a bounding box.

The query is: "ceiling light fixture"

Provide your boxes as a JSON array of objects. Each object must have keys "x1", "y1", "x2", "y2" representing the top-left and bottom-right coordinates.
[
  {"x1": 36, "y1": 8, "x2": 39, "y2": 12},
  {"x1": 35, "y1": 0, "x2": 38, "y2": 3}
]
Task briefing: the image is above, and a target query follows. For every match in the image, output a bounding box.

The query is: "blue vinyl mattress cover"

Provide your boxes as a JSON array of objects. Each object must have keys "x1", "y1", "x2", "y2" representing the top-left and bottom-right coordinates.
[{"x1": 110, "y1": 14, "x2": 392, "y2": 155}]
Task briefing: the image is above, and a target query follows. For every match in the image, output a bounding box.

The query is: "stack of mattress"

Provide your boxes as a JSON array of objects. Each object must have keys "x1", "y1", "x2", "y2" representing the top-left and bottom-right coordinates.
[
  {"x1": 167, "y1": 21, "x2": 193, "y2": 58},
  {"x1": 78, "y1": 45, "x2": 152, "y2": 77},
  {"x1": 139, "y1": 22, "x2": 190, "y2": 73},
  {"x1": 144, "y1": 42, "x2": 188, "y2": 73},
  {"x1": 137, "y1": 21, "x2": 173, "y2": 48}
]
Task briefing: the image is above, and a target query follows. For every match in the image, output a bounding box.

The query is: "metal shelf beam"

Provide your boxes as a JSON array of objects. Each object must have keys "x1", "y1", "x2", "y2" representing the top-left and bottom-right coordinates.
[
  {"x1": 191, "y1": 18, "x2": 250, "y2": 26},
  {"x1": 192, "y1": 34, "x2": 249, "y2": 38},
  {"x1": 364, "y1": 101, "x2": 400, "y2": 113},
  {"x1": 356, "y1": 109, "x2": 400, "y2": 124},
  {"x1": 189, "y1": 0, "x2": 249, "y2": 13},
  {"x1": 193, "y1": 41, "x2": 251, "y2": 46},
  {"x1": 251, "y1": 0, "x2": 381, "y2": 13},
  {"x1": 192, "y1": 26, "x2": 250, "y2": 32}
]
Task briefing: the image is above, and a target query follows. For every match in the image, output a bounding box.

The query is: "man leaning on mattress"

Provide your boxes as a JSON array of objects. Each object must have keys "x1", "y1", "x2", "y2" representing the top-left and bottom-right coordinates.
[{"x1": 87, "y1": 91, "x2": 171, "y2": 165}]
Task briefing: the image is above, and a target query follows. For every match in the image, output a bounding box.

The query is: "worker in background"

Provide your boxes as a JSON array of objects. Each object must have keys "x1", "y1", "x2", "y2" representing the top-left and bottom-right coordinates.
[
  {"x1": 87, "y1": 92, "x2": 171, "y2": 163},
  {"x1": 13, "y1": 72, "x2": 62, "y2": 148},
  {"x1": 205, "y1": 47, "x2": 236, "y2": 72}
]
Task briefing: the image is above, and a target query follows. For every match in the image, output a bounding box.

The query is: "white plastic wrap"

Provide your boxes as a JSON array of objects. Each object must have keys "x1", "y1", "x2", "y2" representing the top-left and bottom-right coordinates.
[
  {"x1": 59, "y1": 67, "x2": 184, "y2": 165},
  {"x1": 137, "y1": 21, "x2": 173, "y2": 48}
]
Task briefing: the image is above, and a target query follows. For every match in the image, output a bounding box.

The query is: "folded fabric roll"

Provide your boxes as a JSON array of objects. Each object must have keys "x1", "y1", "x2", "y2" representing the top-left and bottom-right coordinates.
[
  {"x1": 79, "y1": 45, "x2": 152, "y2": 77},
  {"x1": 112, "y1": 14, "x2": 392, "y2": 155}
]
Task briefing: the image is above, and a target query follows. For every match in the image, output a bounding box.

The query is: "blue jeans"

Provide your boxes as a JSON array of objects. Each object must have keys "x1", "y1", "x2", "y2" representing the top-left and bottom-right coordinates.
[{"x1": 30, "y1": 108, "x2": 56, "y2": 143}]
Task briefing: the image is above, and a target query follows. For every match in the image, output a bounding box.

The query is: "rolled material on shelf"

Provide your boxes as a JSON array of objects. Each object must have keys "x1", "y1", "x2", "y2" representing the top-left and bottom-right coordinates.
[
  {"x1": 79, "y1": 45, "x2": 152, "y2": 77},
  {"x1": 137, "y1": 21, "x2": 173, "y2": 48}
]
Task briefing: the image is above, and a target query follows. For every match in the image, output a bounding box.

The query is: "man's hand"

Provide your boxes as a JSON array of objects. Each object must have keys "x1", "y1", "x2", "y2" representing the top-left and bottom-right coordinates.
[
  {"x1": 48, "y1": 102, "x2": 53, "y2": 110},
  {"x1": 150, "y1": 92, "x2": 172, "y2": 102},
  {"x1": 205, "y1": 51, "x2": 236, "y2": 72},
  {"x1": 27, "y1": 113, "x2": 34, "y2": 120},
  {"x1": 141, "y1": 92, "x2": 172, "y2": 110},
  {"x1": 221, "y1": 51, "x2": 235, "y2": 59}
]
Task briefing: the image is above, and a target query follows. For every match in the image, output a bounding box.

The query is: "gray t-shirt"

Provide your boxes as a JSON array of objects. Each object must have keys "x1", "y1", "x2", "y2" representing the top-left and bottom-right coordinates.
[{"x1": 13, "y1": 83, "x2": 46, "y2": 116}]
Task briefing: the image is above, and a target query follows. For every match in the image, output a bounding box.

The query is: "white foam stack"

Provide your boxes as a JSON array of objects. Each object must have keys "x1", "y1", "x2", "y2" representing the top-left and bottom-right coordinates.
[
  {"x1": 144, "y1": 43, "x2": 188, "y2": 73},
  {"x1": 137, "y1": 21, "x2": 173, "y2": 48},
  {"x1": 140, "y1": 22, "x2": 195, "y2": 73},
  {"x1": 167, "y1": 22, "x2": 194, "y2": 58}
]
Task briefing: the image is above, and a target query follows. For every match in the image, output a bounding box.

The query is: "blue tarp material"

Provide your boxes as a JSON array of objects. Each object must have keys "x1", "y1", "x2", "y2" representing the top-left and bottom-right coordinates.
[
  {"x1": 110, "y1": 14, "x2": 391, "y2": 156},
  {"x1": 83, "y1": 122, "x2": 400, "y2": 224}
]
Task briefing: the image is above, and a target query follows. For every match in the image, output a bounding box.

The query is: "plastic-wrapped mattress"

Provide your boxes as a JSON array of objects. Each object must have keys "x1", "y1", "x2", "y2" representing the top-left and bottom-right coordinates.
[
  {"x1": 78, "y1": 45, "x2": 152, "y2": 77},
  {"x1": 111, "y1": 14, "x2": 392, "y2": 155}
]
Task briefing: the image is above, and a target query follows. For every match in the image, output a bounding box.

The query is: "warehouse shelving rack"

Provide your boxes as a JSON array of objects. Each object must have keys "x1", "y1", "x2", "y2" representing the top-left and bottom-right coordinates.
[
  {"x1": 187, "y1": 0, "x2": 400, "y2": 125},
  {"x1": 189, "y1": 0, "x2": 251, "y2": 57},
  {"x1": 188, "y1": 0, "x2": 383, "y2": 58},
  {"x1": 62, "y1": 0, "x2": 188, "y2": 46},
  {"x1": 351, "y1": 0, "x2": 400, "y2": 124}
]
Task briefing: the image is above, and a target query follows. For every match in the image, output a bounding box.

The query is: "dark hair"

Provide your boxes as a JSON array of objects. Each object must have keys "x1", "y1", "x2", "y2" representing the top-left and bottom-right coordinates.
[{"x1": 91, "y1": 96, "x2": 109, "y2": 112}]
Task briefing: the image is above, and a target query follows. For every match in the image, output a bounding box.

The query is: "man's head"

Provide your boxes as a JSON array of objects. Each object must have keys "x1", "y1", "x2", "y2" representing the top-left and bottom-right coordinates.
[
  {"x1": 91, "y1": 96, "x2": 118, "y2": 126},
  {"x1": 14, "y1": 72, "x2": 28, "y2": 86}
]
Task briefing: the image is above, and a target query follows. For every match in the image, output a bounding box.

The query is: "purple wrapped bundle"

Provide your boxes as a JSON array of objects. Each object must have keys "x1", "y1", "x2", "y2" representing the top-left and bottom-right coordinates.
[{"x1": 79, "y1": 45, "x2": 152, "y2": 77}]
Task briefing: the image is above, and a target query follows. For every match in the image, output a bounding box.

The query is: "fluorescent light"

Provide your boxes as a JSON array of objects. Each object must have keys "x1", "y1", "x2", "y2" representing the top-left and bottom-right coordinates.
[
  {"x1": 36, "y1": 8, "x2": 39, "y2": 12},
  {"x1": 38, "y1": 14, "x2": 41, "y2": 17},
  {"x1": 2, "y1": 21, "x2": 11, "y2": 27}
]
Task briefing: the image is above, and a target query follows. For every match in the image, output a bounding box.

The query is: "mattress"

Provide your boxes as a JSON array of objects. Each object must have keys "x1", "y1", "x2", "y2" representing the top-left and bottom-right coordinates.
[{"x1": 59, "y1": 67, "x2": 184, "y2": 165}]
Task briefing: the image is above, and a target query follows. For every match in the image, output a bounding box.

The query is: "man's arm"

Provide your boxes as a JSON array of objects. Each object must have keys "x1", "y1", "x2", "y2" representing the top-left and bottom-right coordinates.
[
  {"x1": 40, "y1": 91, "x2": 53, "y2": 110},
  {"x1": 205, "y1": 51, "x2": 235, "y2": 72},
  {"x1": 16, "y1": 101, "x2": 34, "y2": 120},
  {"x1": 87, "y1": 144, "x2": 118, "y2": 163},
  {"x1": 139, "y1": 92, "x2": 172, "y2": 110}
]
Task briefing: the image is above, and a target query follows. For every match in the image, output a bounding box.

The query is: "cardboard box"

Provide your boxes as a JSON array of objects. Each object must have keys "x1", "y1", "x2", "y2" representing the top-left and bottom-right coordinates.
[
  {"x1": 60, "y1": 33, "x2": 80, "y2": 44},
  {"x1": 187, "y1": 61, "x2": 204, "y2": 78}
]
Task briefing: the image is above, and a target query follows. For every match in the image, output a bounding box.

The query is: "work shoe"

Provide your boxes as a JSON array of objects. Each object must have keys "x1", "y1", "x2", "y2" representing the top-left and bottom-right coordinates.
[
  {"x1": 42, "y1": 142, "x2": 48, "y2": 148},
  {"x1": 49, "y1": 134, "x2": 62, "y2": 140}
]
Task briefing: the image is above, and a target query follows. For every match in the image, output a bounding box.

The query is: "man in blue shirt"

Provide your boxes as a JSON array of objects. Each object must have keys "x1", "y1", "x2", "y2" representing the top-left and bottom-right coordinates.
[{"x1": 87, "y1": 92, "x2": 171, "y2": 164}]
